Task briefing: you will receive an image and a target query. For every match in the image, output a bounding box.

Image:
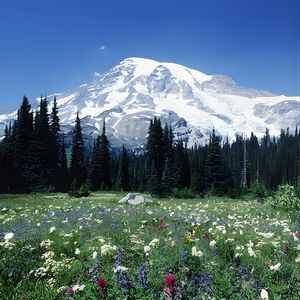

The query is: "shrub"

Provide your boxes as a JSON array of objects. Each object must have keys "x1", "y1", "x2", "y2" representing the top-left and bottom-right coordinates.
[
  {"x1": 172, "y1": 188, "x2": 196, "y2": 199},
  {"x1": 250, "y1": 181, "x2": 267, "y2": 202},
  {"x1": 79, "y1": 183, "x2": 91, "y2": 197},
  {"x1": 68, "y1": 180, "x2": 91, "y2": 198},
  {"x1": 267, "y1": 184, "x2": 300, "y2": 210}
]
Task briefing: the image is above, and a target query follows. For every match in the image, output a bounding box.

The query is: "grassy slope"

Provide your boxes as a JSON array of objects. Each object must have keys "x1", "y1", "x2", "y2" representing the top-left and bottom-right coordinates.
[{"x1": 0, "y1": 193, "x2": 299, "y2": 299}]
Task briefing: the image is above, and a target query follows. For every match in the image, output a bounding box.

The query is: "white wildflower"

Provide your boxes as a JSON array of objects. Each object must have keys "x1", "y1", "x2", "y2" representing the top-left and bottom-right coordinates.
[
  {"x1": 144, "y1": 245, "x2": 151, "y2": 253},
  {"x1": 114, "y1": 265, "x2": 128, "y2": 273},
  {"x1": 149, "y1": 238, "x2": 159, "y2": 247},
  {"x1": 49, "y1": 226, "x2": 56, "y2": 233},
  {"x1": 4, "y1": 232, "x2": 14, "y2": 241},
  {"x1": 248, "y1": 247, "x2": 256, "y2": 257},
  {"x1": 260, "y1": 289, "x2": 269, "y2": 300},
  {"x1": 209, "y1": 240, "x2": 216, "y2": 247},
  {"x1": 75, "y1": 248, "x2": 81, "y2": 255},
  {"x1": 270, "y1": 263, "x2": 281, "y2": 271},
  {"x1": 192, "y1": 246, "x2": 203, "y2": 257}
]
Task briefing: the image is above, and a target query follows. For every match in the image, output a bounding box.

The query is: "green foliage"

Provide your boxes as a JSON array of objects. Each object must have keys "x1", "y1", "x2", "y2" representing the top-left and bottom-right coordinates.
[
  {"x1": 79, "y1": 183, "x2": 91, "y2": 197},
  {"x1": 267, "y1": 184, "x2": 300, "y2": 210},
  {"x1": 251, "y1": 181, "x2": 267, "y2": 200},
  {"x1": 69, "y1": 112, "x2": 86, "y2": 187},
  {"x1": 68, "y1": 180, "x2": 91, "y2": 198},
  {"x1": 1, "y1": 193, "x2": 300, "y2": 299},
  {"x1": 117, "y1": 145, "x2": 130, "y2": 191},
  {"x1": 172, "y1": 187, "x2": 196, "y2": 198}
]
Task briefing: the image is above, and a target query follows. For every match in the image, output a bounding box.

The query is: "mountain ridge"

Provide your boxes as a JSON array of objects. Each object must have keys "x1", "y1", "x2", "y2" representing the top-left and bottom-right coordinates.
[{"x1": 0, "y1": 57, "x2": 299, "y2": 147}]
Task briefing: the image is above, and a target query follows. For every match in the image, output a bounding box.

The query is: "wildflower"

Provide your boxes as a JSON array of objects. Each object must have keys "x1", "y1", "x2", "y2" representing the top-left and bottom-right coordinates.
[
  {"x1": 158, "y1": 217, "x2": 166, "y2": 230},
  {"x1": 203, "y1": 231, "x2": 209, "y2": 239},
  {"x1": 67, "y1": 287, "x2": 74, "y2": 296},
  {"x1": 144, "y1": 245, "x2": 151, "y2": 254},
  {"x1": 248, "y1": 247, "x2": 256, "y2": 257},
  {"x1": 149, "y1": 238, "x2": 159, "y2": 247},
  {"x1": 260, "y1": 289, "x2": 269, "y2": 300},
  {"x1": 192, "y1": 246, "x2": 203, "y2": 257},
  {"x1": 57, "y1": 286, "x2": 68, "y2": 294},
  {"x1": 270, "y1": 263, "x2": 281, "y2": 271},
  {"x1": 78, "y1": 285, "x2": 85, "y2": 291},
  {"x1": 92, "y1": 251, "x2": 97, "y2": 259},
  {"x1": 40, "y1": 240, "x2": 53, "y2": 249},
  {"x1": 4, "y1": 232, "x2": 14, "y2": 241},
  {"x1": 75, "y1": 248, "x2": 81, "y2": 255},
  {"x1": 101, "y1": 244, "x2": 116, "y2": 255},
  {"x1": 284, "y1": 244, "x2": 289, "y2": 253},
  {"x1": 209, "y1": 240, "x2": 216, "y2": 247},
  {"x1": 49, "y1": 226, "x2": 56, "y2": 233},
  {"x1": 114, "y1": 265, "x2": 128, "y2": 273},
  {"x1": 185, "y1": 232, "x2": 194, "y2": 244},
  {"x1": 97, "y1": 272, "x2": 107, "y2": 298},
  {"x1": 164, "y1": 270, "x2": 176, "y2": 299},
  {"x1": 137, "y1": 263, "x2": 148, "y2": 289}
]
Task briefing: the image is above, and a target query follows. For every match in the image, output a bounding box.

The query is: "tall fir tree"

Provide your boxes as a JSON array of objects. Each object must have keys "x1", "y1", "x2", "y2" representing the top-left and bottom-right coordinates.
[
  {"x1": 69, "y1": 113, "x2": 86, "y2": 188},
  {"x1": 89, "y1": 136, "x2": 102, "y2": 190},
  {"x1": 117, "y1": 145, "x2": 130, "y2": 191},
  {"x1": 146, "y1": 117, "x2": 164, "y2": 196},
  {"x1": 99, "y1": 119, "x2": 111, "y2": 189},
  {"x1": 58, "y1": 140, "x2": 69, "y2": 192},
  {"x1": 206, "y1": 129, "x2": 225, "y2": 196},
  {"x1": 14, "y1": 96, "x2": 34, "y2": 191},
  {"x1": 50, "y1": 97, "x2": 65, "y2": 190},
  {"x1": 24, "y1": 97, "x2": 53, "y2": 190}
]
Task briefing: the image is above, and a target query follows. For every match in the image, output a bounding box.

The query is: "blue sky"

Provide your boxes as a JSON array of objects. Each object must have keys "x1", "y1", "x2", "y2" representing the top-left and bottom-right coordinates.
[{"x1": 0, "y1": 0, "x2": 299, "y2": 112}]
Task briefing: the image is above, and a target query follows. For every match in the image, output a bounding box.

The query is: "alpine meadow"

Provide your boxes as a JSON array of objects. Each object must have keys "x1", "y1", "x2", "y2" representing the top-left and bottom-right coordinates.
[{"x1": 0, "y1": 1, "x2": 300, "y2": 299}]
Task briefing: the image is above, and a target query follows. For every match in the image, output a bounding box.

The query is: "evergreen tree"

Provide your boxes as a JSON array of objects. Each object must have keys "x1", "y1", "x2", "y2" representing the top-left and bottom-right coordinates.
[
  {"x1": 296, "y1": 133, "x2": 300, "y2": 193},
  {"x1": 146, "y1": 117, "x2": 164, "y2": 196},
  {"x1": 69, "y1": 113, "x2": 86, "y2": 188},
  {"x1": 13, "y1": 96, "x2": 34, "y2": 191},
  {"x1": 50, "y1": 97, "x2": 65, "y2": 190},
  {"x1": 206, "y1": 129, "x2": 225, "y2": 196},
  {"x1": 99, "y1": 120, "x2": 111, "y2": 189},
  {"x1": 57, "y1": 141, "x2": 69, "y2": 192},
  {"x1": 162, "y1": 158, "x2": 173, "y2": 196},
  {"x1": 117, "y1": 145, "x2": 130, "y2": 191},
  {"x1": 89, "y1": 136, "x2": 102, "y2": 190},
  {"x1": 190, "y1": 145, "x2": 206, "y2": 195},
  {"x1": 0, "y1": 122, "x2": 15, "y2": 192},
  {"x1": 24, "y1": 97, "x2": 53, "y2": 191},
  {"x1": 173, "y1": 140, "x2": 185, "y2": 189},
  {"x1": 149, "y1": 160, "x2": 161, "y2": 197}
]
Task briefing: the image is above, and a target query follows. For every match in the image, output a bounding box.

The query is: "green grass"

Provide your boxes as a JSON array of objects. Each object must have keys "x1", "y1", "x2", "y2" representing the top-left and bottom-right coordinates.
[{"x1": 0, "y1": 192, "x2": 300, "y2": 299}]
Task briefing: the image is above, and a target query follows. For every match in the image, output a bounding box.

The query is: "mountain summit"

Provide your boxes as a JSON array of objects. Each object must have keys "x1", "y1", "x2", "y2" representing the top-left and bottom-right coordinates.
[{"x1": 1, "y1": 57, "x2": 299, "y2": 147}]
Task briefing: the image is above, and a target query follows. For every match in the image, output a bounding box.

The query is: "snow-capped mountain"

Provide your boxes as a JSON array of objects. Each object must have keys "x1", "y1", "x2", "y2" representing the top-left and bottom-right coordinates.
[{"x1": 0, "y1": 57, "x2": 299, "y2": 147}]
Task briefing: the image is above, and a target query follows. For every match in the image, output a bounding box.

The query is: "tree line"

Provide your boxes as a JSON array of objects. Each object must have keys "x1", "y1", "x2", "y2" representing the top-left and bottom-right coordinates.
[{"x1": 0, "y1": 96, "x2": 299, "y2": 197}]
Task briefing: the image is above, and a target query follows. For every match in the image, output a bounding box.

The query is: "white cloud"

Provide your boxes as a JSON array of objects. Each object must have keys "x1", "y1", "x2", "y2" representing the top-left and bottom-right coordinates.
[
  {"x1": 94, "y1": 72, "x2": 101, "y2": 77},
  {"x1": 98, "y1": 45, "x2": 106, "y2": 51}
]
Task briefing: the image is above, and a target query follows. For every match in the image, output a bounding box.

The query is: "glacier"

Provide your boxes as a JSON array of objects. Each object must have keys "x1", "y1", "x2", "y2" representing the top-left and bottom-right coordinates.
[{"x1": 0, "y1": 57, "x2": 299, "y2": 147}]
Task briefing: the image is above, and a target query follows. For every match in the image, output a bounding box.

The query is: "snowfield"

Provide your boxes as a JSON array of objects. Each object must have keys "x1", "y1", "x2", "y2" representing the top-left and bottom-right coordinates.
[{"x1": 0, "y1": 57, "x2": 299, "y2": 147}]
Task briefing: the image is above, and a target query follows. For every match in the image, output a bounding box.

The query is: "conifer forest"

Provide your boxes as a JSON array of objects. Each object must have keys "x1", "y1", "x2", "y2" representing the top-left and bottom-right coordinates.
[{"x1": 0, "y1": 96, "x2": 299, "y2": 198}]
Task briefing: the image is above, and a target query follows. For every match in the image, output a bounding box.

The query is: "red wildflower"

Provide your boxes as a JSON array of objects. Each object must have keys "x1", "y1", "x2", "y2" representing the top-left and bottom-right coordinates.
[
  {"x1": 67, "y1": 287, "x2": 74, "y2": 296},
  {"x1": 158, "y1": 217, "x2": 166, "y2": 230},
  {"x1": 97, "y1": 272, "x2": 107, "y2": 298},
  {"x1": 284, "y1": 244, "x2": 289, "y2": 253},
  {"x1": 203, "y1": 231, "x2": 209, "y2": 239},
  {"x1": 164, "y1": 272, "x2": 176, "y2": 297}
]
